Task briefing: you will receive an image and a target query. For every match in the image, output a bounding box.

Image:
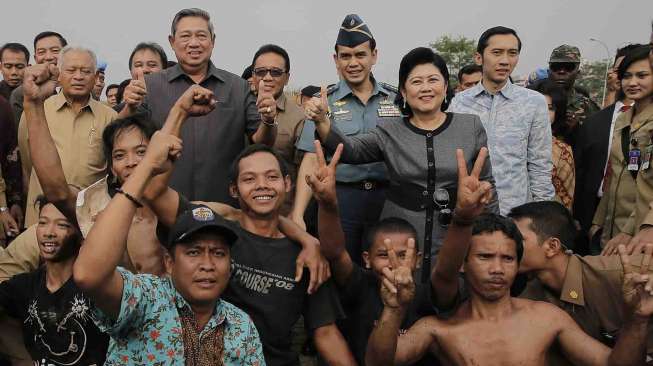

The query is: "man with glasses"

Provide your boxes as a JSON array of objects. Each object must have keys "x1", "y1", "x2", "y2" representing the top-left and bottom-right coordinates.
[
  {"x1": 250, "y1": 44, "x2": 305, "y2": 215},
  {"x1": 548, "y1": 44, "x2": 599, "y2": 147}
]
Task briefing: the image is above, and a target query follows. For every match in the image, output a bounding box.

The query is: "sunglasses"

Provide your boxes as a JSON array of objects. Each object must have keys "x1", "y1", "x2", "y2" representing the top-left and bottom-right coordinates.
[
  {"x1": 550, "y1": 63, "x2": 578, "y2": 73},
  {"x1": 433, "y1": 188, "x2": 452, "y2": 227},
  {"x1": 253, "y1": 67, "x2": 285, "y2": 78}
]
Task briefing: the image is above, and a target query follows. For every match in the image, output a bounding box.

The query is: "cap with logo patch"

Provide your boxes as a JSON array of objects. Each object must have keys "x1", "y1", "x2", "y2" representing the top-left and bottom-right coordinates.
[
  {"x1": 159, "y1": 204, "x2": 239, "y2": 249},
  {"x1": 336, "y1": 14, "x2": 374, "y2": 48}
]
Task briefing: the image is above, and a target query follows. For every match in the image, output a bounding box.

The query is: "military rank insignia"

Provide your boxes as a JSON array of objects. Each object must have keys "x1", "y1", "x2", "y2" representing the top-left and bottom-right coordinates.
[{"x1": 377, "y1": 99, "x2": 401, "y2": 117}]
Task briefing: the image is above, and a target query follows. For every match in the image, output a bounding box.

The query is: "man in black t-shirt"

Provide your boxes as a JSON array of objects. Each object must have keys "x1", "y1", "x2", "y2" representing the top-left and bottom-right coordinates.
[
  {"x1": 0, "y1": 196, "x2": 108, "y2": 365},
  {"x1": 149, "y1": 143, "x2": 356, "y2": 366},
  {"x1": 306, "y1": 142, "x2": 492, "y2": 365}
]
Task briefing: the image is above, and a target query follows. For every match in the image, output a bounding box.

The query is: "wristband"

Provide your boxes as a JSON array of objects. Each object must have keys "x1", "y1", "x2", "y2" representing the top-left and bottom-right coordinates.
[
  {"x1": 115, "y1": 188, "x2": 143, "y2": 208},
  {"x1": 261, "y1": 117, "x2": 278, "y2": 127}
]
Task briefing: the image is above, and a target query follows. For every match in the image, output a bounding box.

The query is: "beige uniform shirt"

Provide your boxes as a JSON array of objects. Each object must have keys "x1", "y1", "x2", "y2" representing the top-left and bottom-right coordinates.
[
  {"x1": 521, "y1": 254, "x2": 653, "y2": 360},
  {"x1": 274, "y1": 92, "x2": 305, "y2": 215},
  {"x1": 593, "y1": 104, "x2": 653, "y2": 243},
  {"x1": 18, "y1": 92, "x2": 117, "y2": 227}
]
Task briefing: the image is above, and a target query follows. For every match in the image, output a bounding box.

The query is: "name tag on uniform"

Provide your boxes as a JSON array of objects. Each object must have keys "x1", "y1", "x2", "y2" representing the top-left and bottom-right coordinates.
[
  {"x1": 377, "y1": 100, "x2": 401, "y2": 117},
  {"x1": 628, "y1": 149, "x2": 641, "y2": 171},
  {"x1": 333, "y1": 109, "x2": 352, "y2": 121}
]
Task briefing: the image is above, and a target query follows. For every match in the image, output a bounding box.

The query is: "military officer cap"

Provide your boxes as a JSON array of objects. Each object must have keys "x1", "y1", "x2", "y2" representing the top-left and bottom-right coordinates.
[
  {"x1": 336, "y1": 14, "x2": 375, "y2": 48},
  {"x1": 549, "y1": 45, "x2": 581, "y2": 64}
]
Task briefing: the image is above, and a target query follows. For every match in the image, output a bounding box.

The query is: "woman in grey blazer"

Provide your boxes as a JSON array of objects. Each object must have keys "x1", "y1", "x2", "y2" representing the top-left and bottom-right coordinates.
[{"x1": 308, "y1": 47, "x2": 499, "y2": 280}]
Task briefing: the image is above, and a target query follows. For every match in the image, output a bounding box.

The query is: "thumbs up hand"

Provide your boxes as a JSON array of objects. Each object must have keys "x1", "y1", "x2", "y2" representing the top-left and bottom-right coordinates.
[
  {"x1": 256, "y1": 80, "x2": 277, "y2": 124},
  {"x1": 123, "y1": 69, "x2": 147, "y2": 110},
  {"x1": 304, "y1": 85, "x2": 330, "y2": 124}
]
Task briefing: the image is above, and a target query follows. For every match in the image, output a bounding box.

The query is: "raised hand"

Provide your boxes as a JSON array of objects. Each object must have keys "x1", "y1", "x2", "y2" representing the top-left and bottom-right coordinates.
[
  {"x1": 454, "y1": 147, "x2": 492, "y2": 220},
  {"x1": 142, "y1": 131, "x2": 183, "y2": 176},
  {"x1": 304, "y1": 85, "x2": 330, "y2": 124},
  {"x1": 380, "y1": 238, "x2": 417, "y2": 309},
  {"x1": 123, "y1": 69, "x2": 147, "y2": 110},
  {"x1": 22, "y1": 63, "x2": 59, "y2": 102},
  {"x1": 174, "y1": 84, "x2": 217, "y2": 117},
  {"x1": 256, "y1": 80, "x2": 277, "y2": 123},
  {"x1": 619, "y1": 244, "x2": 653, "y2": 318},
  {"x1": 306, "y1": 140, "x2": 343, "y2": 206}
]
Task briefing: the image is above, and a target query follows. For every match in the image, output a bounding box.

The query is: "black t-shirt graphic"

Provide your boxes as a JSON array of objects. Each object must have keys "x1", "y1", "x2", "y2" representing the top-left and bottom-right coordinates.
[
  {"x1": 222, "y1": 222, "x2": 345, "y2": 366},
  {"x1": 0, "y1": 267, "x2": 109, "y2": 365}
]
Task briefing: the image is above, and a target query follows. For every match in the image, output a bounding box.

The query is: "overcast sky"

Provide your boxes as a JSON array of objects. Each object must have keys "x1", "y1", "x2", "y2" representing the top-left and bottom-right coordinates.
[{"x1": 2, "y1": 0, "x2": 652, "y2": 92}]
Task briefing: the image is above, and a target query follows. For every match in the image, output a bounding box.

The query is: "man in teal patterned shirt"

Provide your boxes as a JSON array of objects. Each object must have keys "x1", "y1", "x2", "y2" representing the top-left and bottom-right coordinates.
[{"x1": 72, "y1": 128, "x2": 265, "y2": 364}]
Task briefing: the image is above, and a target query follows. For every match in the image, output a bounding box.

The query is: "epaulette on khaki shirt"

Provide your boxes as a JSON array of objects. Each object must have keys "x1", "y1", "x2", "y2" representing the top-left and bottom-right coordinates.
[
  {"x1": 521, "y1": 254, "x2": 653, "y2": 355},
  {"x1": 18, "y1": 92, "x2": 117, "y2": 227}
]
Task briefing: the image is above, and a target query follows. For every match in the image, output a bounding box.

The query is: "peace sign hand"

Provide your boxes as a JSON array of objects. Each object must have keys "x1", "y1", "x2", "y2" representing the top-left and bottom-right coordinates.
[
  {"x1": 619, "y1": 244, "x2": 653, "y2": 319},
  {"x1": 306, "y1": 141, "x2": 343, "y2": 207},
  {"x1": 454, "y1": 147, "x2": 492, "y2": 221},
  {"x1": 380, "y1": 238, "x2": 417, "y2": 309}
]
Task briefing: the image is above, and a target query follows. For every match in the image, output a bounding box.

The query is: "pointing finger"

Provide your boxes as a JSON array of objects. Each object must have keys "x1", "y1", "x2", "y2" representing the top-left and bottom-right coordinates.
[
  {"x1": 619, "y1": 244, "x2": 634, "y2": 275},
  {"x1": 314, "y1": 140, "x2": 327, "y2": 168}
]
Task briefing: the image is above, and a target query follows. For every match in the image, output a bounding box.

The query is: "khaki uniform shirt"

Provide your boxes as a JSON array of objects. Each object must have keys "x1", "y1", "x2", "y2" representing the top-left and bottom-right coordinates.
[
  {"x1": 593, "y1": 104, "x2": 653, "y2": 243},
  {"x1": 274, "y1": 92, "x2": 305, "y2": 216},
  {"x1": 0, "y1": 225, "x2": 39, "y2": 283},
  {"x1": 18, "y1": 93, "x2": 117, "y2": 227},
  {"x1": 521, "y1": 254, "x2": 653, "y2": 360}
]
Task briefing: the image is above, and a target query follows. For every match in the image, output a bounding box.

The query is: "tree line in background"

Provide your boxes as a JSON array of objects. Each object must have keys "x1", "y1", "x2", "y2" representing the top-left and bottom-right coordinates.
[{"x1": 429, "y1": 34, "x2": 608, "y2": 106}]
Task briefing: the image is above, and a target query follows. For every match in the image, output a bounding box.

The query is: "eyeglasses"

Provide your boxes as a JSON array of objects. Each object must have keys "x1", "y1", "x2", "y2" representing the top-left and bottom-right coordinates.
[
  {"x1": 433, "y1": 188, "x2": 452, "y2": 227},
  {"x1": 550, "y1": 63, "x2": 578, "y2": 73},
  {"x1": 253, "y1": 67, "x2": 285, "y2": 78}
]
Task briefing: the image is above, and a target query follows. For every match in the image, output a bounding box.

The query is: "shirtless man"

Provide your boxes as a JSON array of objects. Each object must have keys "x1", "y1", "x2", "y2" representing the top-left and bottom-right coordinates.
[{"x1": 366, "y1": 212, "x2": 653, "y2": 364}]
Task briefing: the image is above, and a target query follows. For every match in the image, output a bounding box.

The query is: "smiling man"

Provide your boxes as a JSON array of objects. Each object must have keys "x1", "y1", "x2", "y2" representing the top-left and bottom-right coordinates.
[
  {"x1": 293, "y1": 14, "x2": 399, "y2": 265},
  {"x1": 450, "y1": 26, "x2": 554, "y2": 215},
  {"x1": 0, "y1": 196, "x2": 109, "y2": 366},
  {"x1": 119, "y1": 8, "x2": 277, "y2": 205},
  {"x1": 251, "y1": 44, "x2": 305, "y2": 215}
]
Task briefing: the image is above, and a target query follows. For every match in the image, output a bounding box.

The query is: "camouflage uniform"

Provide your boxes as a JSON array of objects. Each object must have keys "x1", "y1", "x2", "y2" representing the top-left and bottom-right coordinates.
[{"x1": 549, "y1": 45, "x2": 600, "y2": 134}]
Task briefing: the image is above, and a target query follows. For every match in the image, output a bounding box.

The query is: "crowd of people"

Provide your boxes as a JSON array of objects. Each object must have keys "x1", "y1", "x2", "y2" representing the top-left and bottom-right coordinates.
[{"x1": 0, "y1": 7, "x2": 652, "y2": 366}]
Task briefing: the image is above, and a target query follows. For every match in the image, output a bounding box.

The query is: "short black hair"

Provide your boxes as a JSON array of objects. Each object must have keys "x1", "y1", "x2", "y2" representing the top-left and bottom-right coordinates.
[
  {"x1": 241, "y1": 64, "x2": 253, "y2": 80},
  {"x1": 33, "y1": 31, "x2": 67, "y2": 50},
  {"x1": 229, "y1": 144, "x2": 289, "y2": 184},
  {"x1": 0, "y1": 43, "x2": 30, "y2": 63},
  {"x1": 508, "y1": 201, "x2": 578, "y2": 252},
  {"x1": 470, "y1": 213, "x2": 524, "y2": 263},
  {"x1": 101, "y1": 113, "x2": 157, "y2": 165},
  {"x1": 476, "y1": 26, "x2": 522, "y2": 55},
  {"x1": 396, "y1": 47, "x2": 451, "y2": 116},
  {"x1": 34, "y1": 194, "x2": 53, "y2": 213},
  {"x1": 617, "y1": 45, "x2": 652, "y2": 80},
  {"x1": 116, "y1": 78, "x2": 131, "y2": 104},
  {"x1": 128, "y1": 42, "x2": 168, "y2": 71},
  {"x1": 363, "y1": 217, "x2": 418, "y2": 252},
  {"x1": 457, "y1": 64, "x2": 482, "y2": 83},
  {"x1": 532, "y1": 80, "x2": 569, "y2": 141},
  {"x1": 105, "y1": 84, "x2": 119, "y2": 97},
  {"x1": 252, "y1": 44, "x2": 290, "y2": 73}
]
